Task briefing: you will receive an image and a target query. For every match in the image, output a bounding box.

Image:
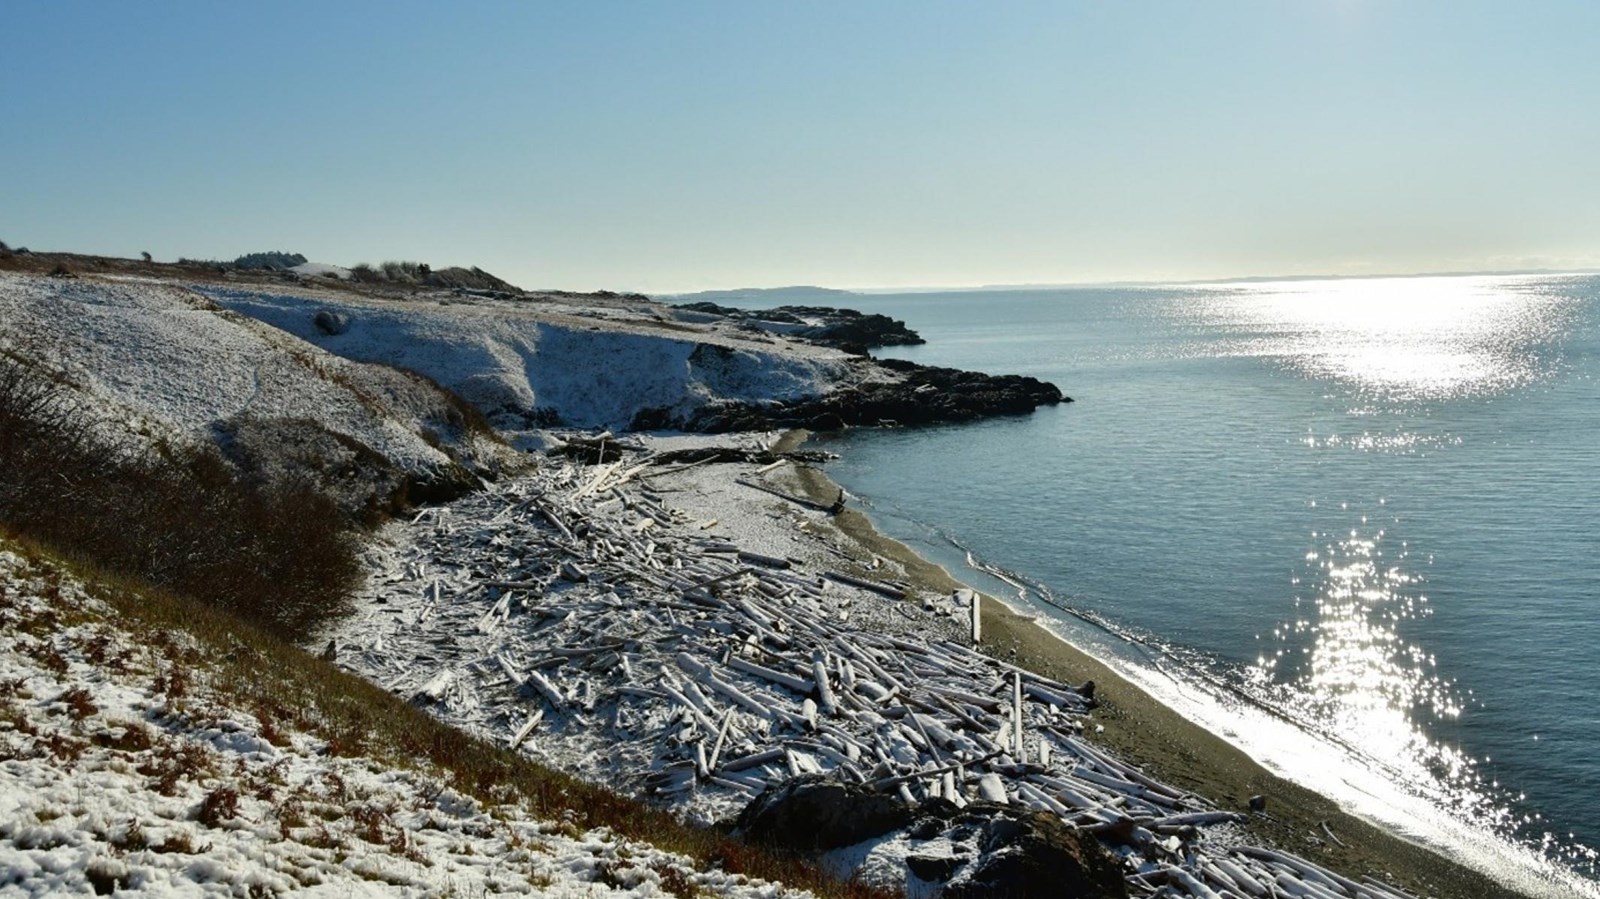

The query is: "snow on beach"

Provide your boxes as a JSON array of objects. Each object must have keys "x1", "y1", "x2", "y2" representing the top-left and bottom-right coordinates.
[
  {"x1": 0, "y1": 268, "x2": 1437, "y2": 897},
  {"x1": 0, "y1": 545, "x2": 809, "y2": 898}
]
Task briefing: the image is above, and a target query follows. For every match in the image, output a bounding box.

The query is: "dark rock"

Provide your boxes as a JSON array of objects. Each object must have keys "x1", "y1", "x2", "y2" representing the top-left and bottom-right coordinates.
[
  {"x1": 682, "y1": 356, "x2": 1067, "y2": 433},
  {"x1": 734, "y1": 774, "x2": 916, "y2": 851},
  {"x1": 807, "y1": 411, "x2": 846, "y2": 431},
  {"x1": 312, "y1": 309, "x2": 351, "y2": 335},
  {"x1": 907, "y1": 815, "x2": 946, "y2": 840},
  {"x1": 674, "y1": 302, "x2": 925, "y2": 351},
  {"x1": 793, "y1": 308, "x2": 925, "y2": 351},
  {"x1": 944, "y1": 808, "x2": 1127, "y2": 899},
  {"x1": 734, "y1": 780, "x2": 1126, "y2": 899},
  {"x1": 907, "y1": 853, "x2": 966, "y2": 882}
]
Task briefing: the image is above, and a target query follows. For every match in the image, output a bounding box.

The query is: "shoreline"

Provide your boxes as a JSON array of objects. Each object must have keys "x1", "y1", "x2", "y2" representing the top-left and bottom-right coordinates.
[{"x1": 772, "y1": 430, "x2": 1541, "y2": 899}]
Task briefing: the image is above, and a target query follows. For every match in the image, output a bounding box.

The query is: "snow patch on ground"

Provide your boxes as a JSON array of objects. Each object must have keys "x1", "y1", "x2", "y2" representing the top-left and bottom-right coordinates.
[
  {"x1": 0, "y1": 544, "x2": 811, "y2": 898},
  {"x1": 289, "y1": 262, "x2": 352, "y2": 280}
]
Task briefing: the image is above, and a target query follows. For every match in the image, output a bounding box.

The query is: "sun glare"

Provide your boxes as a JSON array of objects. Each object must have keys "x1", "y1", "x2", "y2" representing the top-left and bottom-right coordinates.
[{"x1": 1187, "y1": 276, "x2": 1575, "y2": 403}]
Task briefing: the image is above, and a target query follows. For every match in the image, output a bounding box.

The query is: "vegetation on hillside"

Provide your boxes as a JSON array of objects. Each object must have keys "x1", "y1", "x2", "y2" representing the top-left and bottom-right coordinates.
[
  {"x1": 176, "y1": 250, "x2": 308, "y2": 271},
  {"x1": 0, "y1": 346, "x2": 892, "y2": 899},
  {"x1": 0, "y1": 353, "x2": 358, "y2": 639},
  {"x1": 349, "y1": 259, "x2": 522, "y2": 292}
]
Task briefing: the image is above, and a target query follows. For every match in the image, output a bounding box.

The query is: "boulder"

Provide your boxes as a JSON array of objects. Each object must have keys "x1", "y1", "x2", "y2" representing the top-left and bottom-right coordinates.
[
  {"x1": 942, "y1": 807, "x2": 1127, "y2": 899},
  {"x1": 733, "y1": 775, "x2": 916, "y2": 851},
  {"x1": 312, "y1": 309, "x2": 351, "y2": 336},
  {"x1": 733, "y1": 779, "x2": 1127, "y2": 899}
]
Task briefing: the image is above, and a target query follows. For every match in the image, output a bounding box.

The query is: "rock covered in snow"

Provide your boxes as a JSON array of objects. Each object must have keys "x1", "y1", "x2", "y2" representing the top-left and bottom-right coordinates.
[
  {"x1": 199, "y1": 284, "x2": 855, "y2": 432},
  {"x1": 735, "y1": 775, "x2": 1127, "y2": 899}
]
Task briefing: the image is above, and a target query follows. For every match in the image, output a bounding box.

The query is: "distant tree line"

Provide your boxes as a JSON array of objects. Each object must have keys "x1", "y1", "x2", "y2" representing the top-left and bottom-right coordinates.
[{"x1": 177, "y1": 250, "x2": 308, "y2": 271}]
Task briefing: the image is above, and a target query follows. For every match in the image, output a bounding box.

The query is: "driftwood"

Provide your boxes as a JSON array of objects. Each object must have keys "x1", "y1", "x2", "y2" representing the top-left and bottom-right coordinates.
[
  {"x1": 334, "y1": 443, "x2": 1425, "y2": 899},
  {"x1": 735, "y1": 477, "x2": 836, "y2": 512},
  {"x1": 823, "y1": 570, "x2": 907, "y2": 600}
]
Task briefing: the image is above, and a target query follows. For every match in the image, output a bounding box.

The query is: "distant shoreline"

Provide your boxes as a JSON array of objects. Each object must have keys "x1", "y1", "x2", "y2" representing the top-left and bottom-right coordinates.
[{"x1": 655, "y1": 269, "x2": 1600, "y2": 298}]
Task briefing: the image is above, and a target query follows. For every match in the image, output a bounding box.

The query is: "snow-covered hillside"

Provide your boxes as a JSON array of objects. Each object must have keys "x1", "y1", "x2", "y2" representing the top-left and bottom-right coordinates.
[
  {"x1": 0, "y1": 272, "x2": 516, "y2": 505},
  {"x1": 0, "y1": 542, "x2": 811, "y2": 898},
  {"x1": 197, "y1": 285, "x2": 859, "y2": 432}
]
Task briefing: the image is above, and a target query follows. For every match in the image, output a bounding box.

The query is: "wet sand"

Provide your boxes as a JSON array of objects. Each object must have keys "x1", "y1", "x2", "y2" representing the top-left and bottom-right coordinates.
[{"x1": 770, "y1": 429, "x2": 1531, "y2": 899}]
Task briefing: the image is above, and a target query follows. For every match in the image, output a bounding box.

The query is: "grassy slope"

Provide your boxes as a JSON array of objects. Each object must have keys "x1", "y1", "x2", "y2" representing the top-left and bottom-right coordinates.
[{"x1": 0, "y1": 529, "x2": 895, "y2": 899}]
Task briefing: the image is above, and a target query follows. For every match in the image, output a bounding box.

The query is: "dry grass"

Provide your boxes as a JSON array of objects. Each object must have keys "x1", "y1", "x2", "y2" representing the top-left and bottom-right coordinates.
[
  {"x1": 0, "y1": 354, "x2": 360, "y2": 639},
  {"x1": 4, "y1": 534, "x2": 897, "y2": 899}
]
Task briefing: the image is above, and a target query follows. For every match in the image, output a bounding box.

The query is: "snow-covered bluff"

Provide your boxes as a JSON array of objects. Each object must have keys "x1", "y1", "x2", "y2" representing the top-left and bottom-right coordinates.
[
  {"x1": 0, "y1": 272, "x2": 516, "y2": 506},
  {"x1": 197, "y1": 285, "x2": 863, "y2": 434}
]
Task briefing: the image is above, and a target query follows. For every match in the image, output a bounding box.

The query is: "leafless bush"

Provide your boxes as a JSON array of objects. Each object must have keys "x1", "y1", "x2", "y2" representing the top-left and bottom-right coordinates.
[{"x1": 0, "y1": 355, "x2": 360, "y2": 639}]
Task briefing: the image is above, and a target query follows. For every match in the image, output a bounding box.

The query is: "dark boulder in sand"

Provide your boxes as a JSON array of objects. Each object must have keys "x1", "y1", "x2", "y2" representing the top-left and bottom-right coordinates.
[
  {"x1": 733, "y1": 775, "x2": 915, "y2": 851},
  {"x1": 940, "y1": 806, "x2": 1127, "y2": 899},
  {"x1": 733, "y1": 776, "x2": 1127, "y2": 899}
]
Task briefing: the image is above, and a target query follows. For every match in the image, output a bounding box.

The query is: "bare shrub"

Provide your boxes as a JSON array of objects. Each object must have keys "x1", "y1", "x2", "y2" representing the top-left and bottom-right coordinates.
[
  {"x1": 197, "y1": 785, "x2": 240, "y2": 827},
  {"x1": 0, "y1": 355, "x2": 360, "y2": 639}
]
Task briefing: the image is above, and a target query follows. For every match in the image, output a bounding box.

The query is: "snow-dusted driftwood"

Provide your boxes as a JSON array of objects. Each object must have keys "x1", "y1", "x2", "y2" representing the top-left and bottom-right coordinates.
[
  {"x1": 331, "y1": 446, "x2": 1426, "y2": 899},
  {"x1": 823, "y1": 570, "x2": 907, "y2": 600}
]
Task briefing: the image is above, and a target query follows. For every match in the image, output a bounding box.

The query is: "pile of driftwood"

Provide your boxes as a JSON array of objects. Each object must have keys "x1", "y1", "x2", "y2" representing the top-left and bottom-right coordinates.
[{"x1": 335, "y1": 445, "x2": 1426, "y2": 899}]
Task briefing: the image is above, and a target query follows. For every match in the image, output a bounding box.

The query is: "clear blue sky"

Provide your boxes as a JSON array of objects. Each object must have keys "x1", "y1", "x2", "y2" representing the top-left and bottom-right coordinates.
[{"x1": 4, "y1": 1, "x2": 1597, "y2": 292}]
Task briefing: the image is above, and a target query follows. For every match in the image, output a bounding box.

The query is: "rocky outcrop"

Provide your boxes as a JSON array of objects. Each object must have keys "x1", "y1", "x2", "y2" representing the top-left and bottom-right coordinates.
[
  {"x1": 667, "y1": 357, "x2": 1069, "y2": 433},
  {"x1": 677, "y1": 302, "x2": 925, "y2": 353},
  {"x1": 733, "y1": 776, "x2": 1126, "y2": 899}
]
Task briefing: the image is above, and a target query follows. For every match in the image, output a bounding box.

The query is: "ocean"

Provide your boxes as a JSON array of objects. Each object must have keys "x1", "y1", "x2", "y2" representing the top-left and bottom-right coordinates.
[{"x1": 801, "y1": 274, "x2": 1599, "y2": 891}]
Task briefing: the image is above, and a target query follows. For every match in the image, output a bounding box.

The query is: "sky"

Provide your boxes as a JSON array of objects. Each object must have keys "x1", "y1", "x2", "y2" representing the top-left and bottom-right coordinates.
[{"x1": 3, "y1": 1, "x2": 1599, "y2": 293}]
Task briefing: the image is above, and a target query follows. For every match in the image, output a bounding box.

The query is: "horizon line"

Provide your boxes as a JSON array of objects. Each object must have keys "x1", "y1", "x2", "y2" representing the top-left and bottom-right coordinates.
[{"x1": 651, "y1": 266, "x2": 1600, "y2": 298}]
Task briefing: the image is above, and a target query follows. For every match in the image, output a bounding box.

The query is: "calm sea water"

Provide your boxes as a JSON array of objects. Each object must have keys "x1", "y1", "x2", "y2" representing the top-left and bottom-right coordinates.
[{"x1": 799, "y1": 275, "x2": 1599, "y2": 889}]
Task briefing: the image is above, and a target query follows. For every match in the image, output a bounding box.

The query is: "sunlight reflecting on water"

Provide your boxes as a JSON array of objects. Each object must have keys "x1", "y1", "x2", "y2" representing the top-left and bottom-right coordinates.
[
  {"x1": 1182, "y1": 276, "x2": 1576, "y2": 402},
  {"x1": 1186, "y1": 275, "x2": 1591, "y2": 860},
  {"x1": 1239, "y1": 507, "x2": 1551, "y2": 861},
  {"x1": 1254, "y1": 518, "x2": 1458, "y2": 776}
]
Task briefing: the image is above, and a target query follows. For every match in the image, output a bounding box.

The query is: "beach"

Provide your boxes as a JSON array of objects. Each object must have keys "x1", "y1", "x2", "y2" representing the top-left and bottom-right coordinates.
[
  {"x1": 321, "y1": 424, "x2": 1546, "y2": 899},
  {"x1": 769, "y1": 430, "x2": 1535, "y2": 899}
]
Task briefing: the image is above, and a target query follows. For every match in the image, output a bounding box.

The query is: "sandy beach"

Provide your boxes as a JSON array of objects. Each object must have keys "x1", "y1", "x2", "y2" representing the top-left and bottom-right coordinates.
[{"x1": 770, "y1": 430, "x2": 1535, "y2": 899}]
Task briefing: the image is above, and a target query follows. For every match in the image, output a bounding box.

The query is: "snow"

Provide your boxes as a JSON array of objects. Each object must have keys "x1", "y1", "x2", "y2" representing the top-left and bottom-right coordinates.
[
  {"x1": 0, "y1": 544, "x2": 813, "y2": 898},
  {"x1": 289, "y1": 262, "x2": 352, "y2": 280},
  {"x1": 0, "y1": 272, "x2": 510, "y2": 481},
  {"x1": 322, "y1": 445, "x2": 1431, "y2": 899},
  {"x1": 194, "y1": 284, "x2": 859, "y2": 431},
  {"x1": 0, "y1": 268, "x2": 1433, "y2": 899}
]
